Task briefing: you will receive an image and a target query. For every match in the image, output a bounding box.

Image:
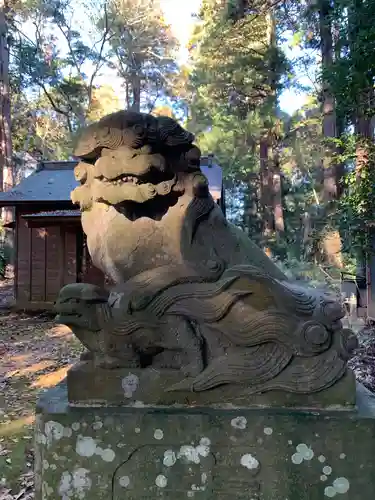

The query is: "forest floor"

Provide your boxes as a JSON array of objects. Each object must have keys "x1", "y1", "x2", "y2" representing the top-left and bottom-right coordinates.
[
  {"x1": 0, "y1": 283, "x2": 374, "y2": 498},
  {"x1": 0, "y1": 280, "x2": 83, "y2": 499}
]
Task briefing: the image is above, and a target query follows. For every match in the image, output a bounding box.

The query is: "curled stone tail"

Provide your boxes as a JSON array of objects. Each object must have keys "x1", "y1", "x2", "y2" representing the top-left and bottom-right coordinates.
[{"x1": 168, "y1": 343, "x2": 292, "y2": 392}]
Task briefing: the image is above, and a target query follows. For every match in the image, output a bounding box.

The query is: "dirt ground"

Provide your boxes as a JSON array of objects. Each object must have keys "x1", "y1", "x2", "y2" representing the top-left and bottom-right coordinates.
[
  {"x1": 0, "y1": 305, "x2": 82, "y2": 499},
  {"x1": 0, "y1": 284, "x2": 374, "y2": 499}
]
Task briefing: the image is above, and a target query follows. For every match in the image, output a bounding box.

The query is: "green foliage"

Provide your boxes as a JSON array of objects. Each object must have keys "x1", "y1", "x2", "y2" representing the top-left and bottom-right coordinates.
[
  {"x1": 186, "y1": 0, "x2": 291, "y2": 250},
  {"x1": 321, "y1": 0, "x2": 375, "y2": 265},
  {"x1": 6, "y1": 0, "x2": 375, "y2": 279},
  {"x1": 10, "y1": 1, "x2": 97, "y2": 130},
  {"x1": 8, "y1": 0, "x2": 178, "y2": 166},
  {"x1": 339, "y1": 139, "x2": 375, "y2": 254},
  {"x1": 189, "y1": 1, "x2": 289, "y2": 120},
  {"x1": 326, "y1": 0, "x2": 375, "y2": 125},
  {"x1": 103, "y1": 0, "x2": 179, "y2": 111},
  {"x1": 186, "y1": 1, "x2": 336, "y2": 263},
  {"x1": 196, "y1": 113, "x2": 260, "y2": 180}
]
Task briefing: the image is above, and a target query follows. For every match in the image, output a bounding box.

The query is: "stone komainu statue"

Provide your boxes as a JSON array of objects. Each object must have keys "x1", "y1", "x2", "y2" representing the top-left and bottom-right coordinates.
[{"x1": 55, "y1": 110, "x2": 357, "y2": 398}]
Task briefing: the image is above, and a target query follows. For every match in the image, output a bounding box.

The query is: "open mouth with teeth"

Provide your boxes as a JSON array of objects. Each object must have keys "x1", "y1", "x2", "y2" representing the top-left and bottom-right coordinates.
[
  {"x1": 107, "y1": 174, "x2": 141, "y2": 185},
  {"x1": 93, "y1": 168, "x2": 183, "y2": 221},
  {"x1": 72, "y1": 148, "x2": 195, "y2": 220}
]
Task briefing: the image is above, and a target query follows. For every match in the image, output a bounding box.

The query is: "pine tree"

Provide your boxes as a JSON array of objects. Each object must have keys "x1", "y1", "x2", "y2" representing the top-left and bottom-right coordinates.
[
  {"x1": 104, "y1": 0, "x2": 179, "y2": 112},
  {"x1": 187, "y1": 0, "x2": 288, "y2": 252}
]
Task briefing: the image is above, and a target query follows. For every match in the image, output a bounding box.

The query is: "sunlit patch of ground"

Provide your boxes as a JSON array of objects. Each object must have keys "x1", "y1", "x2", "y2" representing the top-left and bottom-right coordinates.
[
  {"x1": 0, "y1": 311, "x2": 82, "y2": 498},
  {"x1": 31, "y1": 365, "x2": 72, "y2": 389},
  {"x1": 46, "y1": 324, "x2": 74, "y2": 339}
]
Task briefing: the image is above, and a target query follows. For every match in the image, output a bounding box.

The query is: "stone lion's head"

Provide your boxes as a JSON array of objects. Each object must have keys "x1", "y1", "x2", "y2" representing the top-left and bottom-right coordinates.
[
  {"x1": 71, "y1": 110, "x2": 208, "y2": 219},
  {"x1": 70, "y1": 111, "x2": 214, "y2": 282}
]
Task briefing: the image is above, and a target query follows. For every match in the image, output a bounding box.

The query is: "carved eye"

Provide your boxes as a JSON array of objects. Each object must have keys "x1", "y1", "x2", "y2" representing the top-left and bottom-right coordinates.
[
  {"x1": 133, "y1": 124, "x2": 145, "y2": 137},
  {"x1": 322, "y1": 302, "x2": 345, "y2": 321},
  {"x1": 74, "y1": 165, "x2": 88, "y2": 183},
  {"x1": 206, "y1": 260, "x2": 219, "y2": 270},
  {"x1": 303, "y1": 321, "x2": 329, "y2": 346},
  {"x1": 339, "y1": 328, "x2": 359, "y2": 360}
]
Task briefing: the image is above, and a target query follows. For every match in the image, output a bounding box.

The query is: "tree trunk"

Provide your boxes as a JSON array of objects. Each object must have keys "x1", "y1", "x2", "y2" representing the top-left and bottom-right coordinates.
[
  {"x1": 318, "y1": 0, "x2": 342, "y2": 269},
  {"x1": 319, "y1": 0, "x2": 337, "y2": 202},
  {"x1": 0, "y1": 1, "x2": 13, "y2": 193},
  {"x1": 261, "y1": 12, "x2": 285, "y2": 255},
  {"x1": 268, "y1": 12, "x2": 284, "y2": 241},
  {"x1": 259, "y1": 136, "x2": 274, "y2": 252},
  {"x1": 0, "y1": 1, "x2": 14, "y2": 277},
  {"x1": 131, "y1": 74, "x2": 141, "y2": 112},
  {"x1": 272, "y1": 151, "x2": 284, "y2": 234}
]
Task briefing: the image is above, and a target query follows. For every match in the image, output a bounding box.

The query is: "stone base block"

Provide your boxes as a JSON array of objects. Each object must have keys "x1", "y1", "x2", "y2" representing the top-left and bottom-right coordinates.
[
  {"x1": 67, "y1": 361, "x2": 356, "y2": 410},
  {"x1": 34, "y1": 382, "x2": 375, "y2": 499}
]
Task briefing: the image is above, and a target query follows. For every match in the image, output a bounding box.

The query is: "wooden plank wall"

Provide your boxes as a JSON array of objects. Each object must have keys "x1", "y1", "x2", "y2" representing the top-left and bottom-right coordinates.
[
  {"x1": 16, "y1": 208, "x2": 106, "y2": 307},
  {"x1": 17, "y1": 211, "x2": 31, "y2": 304},
  {"x1": 64, "y1": 228, "x2": 78, "y2": 286},
  {"x1": 46, "y1": 225, "x2": 60, "y2": 302},
  {"x1": 16, "y1": 210, "x2": 78, "y2": 305}
]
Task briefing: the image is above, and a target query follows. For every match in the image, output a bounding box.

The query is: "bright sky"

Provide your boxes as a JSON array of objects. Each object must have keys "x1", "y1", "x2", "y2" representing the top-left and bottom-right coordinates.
[
  {"x1": 161, "y1": 0, "x2": 203, "y2": 62},
  {"x1": 22, "y1": 0, "x2": 308, "y2": 114},
  {"x1": 76, "y1": 0, "x2": 203, "y2": 104},
  {"x1": 160, "y1": 0, "x2": 309, "y2": 113}
]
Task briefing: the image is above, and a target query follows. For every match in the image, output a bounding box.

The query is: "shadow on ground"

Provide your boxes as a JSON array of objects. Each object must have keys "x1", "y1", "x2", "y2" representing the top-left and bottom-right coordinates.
[{"x1": 0, "y1": 311, "x2": 82, "y2": 498}]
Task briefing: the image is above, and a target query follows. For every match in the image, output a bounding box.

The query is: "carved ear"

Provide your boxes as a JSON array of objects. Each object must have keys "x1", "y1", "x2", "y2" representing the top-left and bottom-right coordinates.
[
  {"x1": 71, "y1": 185, "x2": 93, "y2": 210},
  {"x1": 181, "y1": 195, "x2": 215, "y2": 245},
  {"x1": 186, "y1": 146, "x2": 201, "y2": 167},
  {"x1": 133, "y1": 123, "x2": 146, "y2": 139},
  {"x1": 156, "y1": 116, "x2": 195, "y2": 147},
  {"x1": 192, "y1": 173, "x2": 210, "y2": 198},
  {"x1": 81, "y1": 285, "x2": 110, "y2": 303},
  {"x1": 74, "y1": 162, "x2": 93, "y2": 183},
  {"x1": 73, "y1": 125, "x2": 98, "y2": 158}
]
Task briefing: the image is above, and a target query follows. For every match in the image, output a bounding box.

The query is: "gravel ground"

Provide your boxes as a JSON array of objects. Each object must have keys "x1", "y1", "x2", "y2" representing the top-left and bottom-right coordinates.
[
  {"x1": 349, "y1": 322, "x2": 375, "y2": 393},
  {"x1": 0, "y1": 280, "x2": 14, "y2": 310}
]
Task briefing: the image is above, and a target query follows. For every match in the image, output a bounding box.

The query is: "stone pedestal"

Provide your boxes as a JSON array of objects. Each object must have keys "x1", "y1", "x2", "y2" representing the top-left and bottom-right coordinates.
[
  {"x1": 67, "y1": 363, "x2": 357, "y2": 409},
  {"x1": 35, "y1": 382, "x2": 375, "y2": 500}
]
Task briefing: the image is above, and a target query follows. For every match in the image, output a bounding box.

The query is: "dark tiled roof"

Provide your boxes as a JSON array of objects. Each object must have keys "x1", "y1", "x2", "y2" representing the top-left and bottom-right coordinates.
[
  {"x1": 0, "y1": 157, "x2": 223, "y2": 205},
  {"x1": 0, "y1": 161, "x2": 78, "y2": 205},
  {"x1": 200, "y1": 158, "x2": 223, "y2": 200},
  {"x1": 22, "y1": 210, "x2": 81, "y2": 218}
]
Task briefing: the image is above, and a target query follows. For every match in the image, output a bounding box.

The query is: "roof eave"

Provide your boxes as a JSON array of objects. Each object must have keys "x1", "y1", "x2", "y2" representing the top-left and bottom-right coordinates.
[
  {"x1": 24, "y1": 216, "x2": 81, "y2": 228},
  {"x1": 0, "y1": 199, "x2": 73, "y2": 207}
]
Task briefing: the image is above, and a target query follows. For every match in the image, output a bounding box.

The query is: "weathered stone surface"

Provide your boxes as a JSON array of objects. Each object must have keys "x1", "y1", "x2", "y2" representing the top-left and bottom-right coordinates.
[
  {"x1": 35, "y1": 382, "x2": 375, "y2": 500},
  {"x1": 54, "y1": 110, "x2": 358, "y2": 404},
  {"x1": 67, "y1": 362, "x2": 356, "y2": 410}
]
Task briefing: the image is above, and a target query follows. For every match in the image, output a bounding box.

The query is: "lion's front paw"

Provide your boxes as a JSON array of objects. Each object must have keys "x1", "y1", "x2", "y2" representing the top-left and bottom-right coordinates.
[
  {"x1": 96, "y1": 354, "x2": 141, "y2": 369},
  {"x1": 56, "y1": 283, "x2": 109, "y2": 305},
  {"x1": 80, "y1": 350, "x2": 94, "y2": 361},
  {"x1": 55, "y1": 283, "x2": 109, "y2": 330}
]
